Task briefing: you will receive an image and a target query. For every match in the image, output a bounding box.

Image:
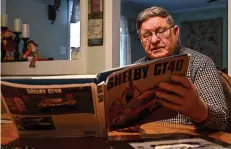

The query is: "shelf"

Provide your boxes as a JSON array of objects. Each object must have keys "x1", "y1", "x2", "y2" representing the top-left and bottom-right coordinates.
[{"x1": 1, "y1": 59, "x2": 87, "y2": 76}]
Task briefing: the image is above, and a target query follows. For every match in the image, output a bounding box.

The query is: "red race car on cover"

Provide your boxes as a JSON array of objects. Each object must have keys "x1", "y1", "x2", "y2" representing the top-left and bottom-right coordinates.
[{"x1": 110, "y1": 86, "x2": 160, "y2": 128}]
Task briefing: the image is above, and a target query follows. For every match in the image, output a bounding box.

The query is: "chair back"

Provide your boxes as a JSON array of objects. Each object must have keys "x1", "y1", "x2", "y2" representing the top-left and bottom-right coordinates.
[{"x1": 218, "y1": 70, "x2": 231, "y2": 132}]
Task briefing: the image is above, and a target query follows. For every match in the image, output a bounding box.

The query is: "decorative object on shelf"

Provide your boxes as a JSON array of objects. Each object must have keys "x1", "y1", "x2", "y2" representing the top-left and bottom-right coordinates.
[
  {"x1": 14, "y1": 19, "x2": 22, "y2": 32},
  {"x1": 1, "y1": 29, "x2": 16, "y2": 61},
  {"x1": 13, "y1": 19, "x2": 22, "y2": 60},
  {"x1": 21, "y1": 24, "x2": 30, "y2": 55},
  {"x1": 13, "y1": 32, "x2": 21, "y2": 60},
  {"x1": 23, "y1": 40, "x2": 39, "y2": 68},
  {"x1": 21, "y1": 37, "x2": 30, "y2": 56},
  {"x1": 71, "y1": 47, "x2": 80, "y2": 60},
  {"x1": 88, "y1": 0, "x2": 103, "y2": 46},
  {"x1": 1, "y1": 14, "x2": 9, "y2": 61},
  {"x1": 1, "y1": 14, "x2": 8, "y2": 27},
  {"x1": 1, "y1": 27, "x2": 8, "y2": 60},
  {"x1": 21, "y1": 24, "x2": 30, "y2": 38}
]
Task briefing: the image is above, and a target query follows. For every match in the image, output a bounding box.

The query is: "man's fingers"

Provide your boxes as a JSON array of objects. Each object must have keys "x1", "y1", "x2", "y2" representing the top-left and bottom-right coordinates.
[
  {"x1": 159, "y1": 82, "x2": 186, "y2": 97},
  {"x1": 171, "y1": 75, "x2": 192, "y2": 89},
  {"x1": 156, "y1": 91, "x2": 183, "y2": 105},
  {"x1": 159, "y1": 99, "x2": 180, "y2": 112}
]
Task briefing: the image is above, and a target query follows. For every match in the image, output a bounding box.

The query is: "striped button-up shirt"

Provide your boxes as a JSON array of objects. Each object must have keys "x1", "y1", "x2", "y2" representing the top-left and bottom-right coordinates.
[{"x1": 135, "y1": 44, "x2": 229, "y2": 131}]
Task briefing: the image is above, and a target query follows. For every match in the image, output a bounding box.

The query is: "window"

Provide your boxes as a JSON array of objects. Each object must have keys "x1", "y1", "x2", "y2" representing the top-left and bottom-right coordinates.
[
  {"x1": 120, "y1": 16, "x2": 131, "y2": 66},
  {"x1": 69, "y1": 0, "x2": 80, "y2": 60},
  {"x1": 70, "y1": 22, "x2": 80, "y2": 48}
]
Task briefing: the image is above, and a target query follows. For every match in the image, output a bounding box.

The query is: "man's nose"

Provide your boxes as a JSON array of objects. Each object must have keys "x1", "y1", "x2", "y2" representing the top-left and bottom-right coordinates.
[{"x1": 150, "y1": 33, "x2": 159, "y2": 43}]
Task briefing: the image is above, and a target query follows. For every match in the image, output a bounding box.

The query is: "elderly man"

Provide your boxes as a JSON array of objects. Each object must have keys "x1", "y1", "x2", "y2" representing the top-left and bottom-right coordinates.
[{"x1": 135, "y1": 6, "x2": 229, "y2": 131}]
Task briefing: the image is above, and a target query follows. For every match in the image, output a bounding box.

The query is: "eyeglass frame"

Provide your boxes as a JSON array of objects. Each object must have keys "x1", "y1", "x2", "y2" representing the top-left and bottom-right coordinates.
[{"x1": 139, "y1": 25, "x2": 175, "y2": 41}]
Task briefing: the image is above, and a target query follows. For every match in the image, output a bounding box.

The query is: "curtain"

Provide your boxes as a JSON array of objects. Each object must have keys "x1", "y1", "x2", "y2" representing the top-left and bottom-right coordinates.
[
  {"x1": 70, "y1": 0, "x2": 80, "y2": 23},
  {"x1": 120, "y1": 16, "x2": 131, "y2": 66}
]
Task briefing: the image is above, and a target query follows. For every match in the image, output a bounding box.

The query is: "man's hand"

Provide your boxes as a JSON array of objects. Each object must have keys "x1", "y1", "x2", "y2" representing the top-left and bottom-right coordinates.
[{"x1": 155, "y1": 75, "x2": 208, "y2": 123}]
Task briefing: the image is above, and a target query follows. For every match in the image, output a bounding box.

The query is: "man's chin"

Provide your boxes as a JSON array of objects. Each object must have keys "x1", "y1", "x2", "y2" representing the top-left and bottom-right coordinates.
[{"x1": 148, "y1": 52, "x2": 169, "y2": 59}]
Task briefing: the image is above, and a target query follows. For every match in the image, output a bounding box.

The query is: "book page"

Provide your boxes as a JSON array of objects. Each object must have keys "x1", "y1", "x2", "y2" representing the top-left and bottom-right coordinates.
[{"x1": 105, "y1": 54, "x2": 190, "y2": 132}]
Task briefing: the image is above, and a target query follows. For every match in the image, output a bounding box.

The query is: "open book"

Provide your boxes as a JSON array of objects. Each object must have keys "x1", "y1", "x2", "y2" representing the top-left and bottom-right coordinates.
[{"x1": 1, "y1": 54, "x2": 190, "y2": 138}]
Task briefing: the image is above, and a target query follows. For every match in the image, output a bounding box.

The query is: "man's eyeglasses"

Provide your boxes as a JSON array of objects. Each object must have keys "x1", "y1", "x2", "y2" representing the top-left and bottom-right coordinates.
[{"x1": 140, "y1": 25, "x2": 175, "y2": 41}]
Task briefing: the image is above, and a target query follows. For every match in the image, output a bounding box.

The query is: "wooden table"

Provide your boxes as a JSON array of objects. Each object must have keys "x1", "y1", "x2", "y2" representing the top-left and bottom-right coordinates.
[
  {"x1": 109, "y1": 122, "x2": 231, "y2": 143},
  {"x1": 2, "y1": 121, "x2": 231, "y2": 149}
]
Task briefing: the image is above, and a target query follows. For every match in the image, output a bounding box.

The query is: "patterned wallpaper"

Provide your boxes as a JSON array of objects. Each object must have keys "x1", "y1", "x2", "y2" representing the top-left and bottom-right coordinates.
[{"x1": 181, "y1": 18, "x2": 223, "y2": 69}]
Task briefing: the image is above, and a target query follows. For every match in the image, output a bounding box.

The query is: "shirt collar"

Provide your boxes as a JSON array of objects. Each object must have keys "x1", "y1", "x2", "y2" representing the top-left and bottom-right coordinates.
[{"x1": 171, "y1": 42, "x2": 182, "y2": 55}]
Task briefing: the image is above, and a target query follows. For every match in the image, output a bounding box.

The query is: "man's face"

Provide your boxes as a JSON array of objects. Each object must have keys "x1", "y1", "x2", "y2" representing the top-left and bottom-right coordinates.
[{"x1": 140, "y1": 16, "x2": 179, "y2": 59}]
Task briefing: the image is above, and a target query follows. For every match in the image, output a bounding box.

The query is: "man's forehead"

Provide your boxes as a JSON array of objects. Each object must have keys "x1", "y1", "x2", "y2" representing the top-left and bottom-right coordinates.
[{"x1": 141, "y1": 17, "x2": 169, "y2": 30}]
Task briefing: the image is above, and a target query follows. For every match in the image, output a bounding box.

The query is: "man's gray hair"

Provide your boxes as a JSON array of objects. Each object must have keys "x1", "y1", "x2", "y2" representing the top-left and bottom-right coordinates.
[{"x1": 136, "y1": 6, "x2": 175, "y2": 37}]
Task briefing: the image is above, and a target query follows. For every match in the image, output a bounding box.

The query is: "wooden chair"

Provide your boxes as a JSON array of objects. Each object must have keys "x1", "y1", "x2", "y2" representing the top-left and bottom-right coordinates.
[{"x1": 218, "y1": 70, "x2": 231, "y2": 132}]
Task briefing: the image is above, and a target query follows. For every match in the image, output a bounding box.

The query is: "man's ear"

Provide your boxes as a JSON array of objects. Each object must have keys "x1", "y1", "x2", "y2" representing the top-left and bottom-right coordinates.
[
  {"x1": 174, "y1": 25, "x2": 180, "y2": 37},
  {"x1": 139, "y1": 37, "x2": 145, "y2": 47},
  {"x1": 137, "y1": 35, "x2": 141, "y2": 41}
]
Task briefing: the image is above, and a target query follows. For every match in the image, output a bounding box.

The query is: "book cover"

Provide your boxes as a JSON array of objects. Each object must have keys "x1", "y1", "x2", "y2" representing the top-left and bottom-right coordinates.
[
  {"x1": 105, "y1": 54, "x2": 190, "y2": 132},
  {"x1": 1, "y1": 81, "x2": 100, "y2": 137}
]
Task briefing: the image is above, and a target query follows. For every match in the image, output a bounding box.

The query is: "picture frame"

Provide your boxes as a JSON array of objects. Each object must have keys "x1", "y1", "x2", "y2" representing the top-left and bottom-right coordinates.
[{"x1": 88, "y1": 0, "x2": 103, "y2": 46}]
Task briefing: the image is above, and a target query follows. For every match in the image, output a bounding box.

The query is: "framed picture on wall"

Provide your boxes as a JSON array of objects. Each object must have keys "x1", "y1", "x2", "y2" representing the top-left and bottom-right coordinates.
[{"x1": 88, "y1": 0, "x2": 103, "y2": 46}]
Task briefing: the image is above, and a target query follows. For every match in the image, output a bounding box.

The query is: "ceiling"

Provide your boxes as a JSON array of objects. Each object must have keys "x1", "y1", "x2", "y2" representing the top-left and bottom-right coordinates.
[{"x1": 122, "y1": 0, "x2": 228, "y2": 12}]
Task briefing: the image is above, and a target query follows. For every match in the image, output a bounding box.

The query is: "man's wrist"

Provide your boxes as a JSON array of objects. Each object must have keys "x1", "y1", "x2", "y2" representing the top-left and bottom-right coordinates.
[
  {"x1": 192, "y1": 105, "x2": 220, "y2": 130},
  {"x1": 193, "y1": 100, "x2": 208, "y2": 124}
]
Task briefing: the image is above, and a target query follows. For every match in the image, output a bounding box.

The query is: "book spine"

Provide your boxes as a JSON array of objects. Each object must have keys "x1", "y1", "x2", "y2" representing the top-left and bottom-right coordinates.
[{"x1": 96, "y1": 84, "x2": 107, "y2": 137}]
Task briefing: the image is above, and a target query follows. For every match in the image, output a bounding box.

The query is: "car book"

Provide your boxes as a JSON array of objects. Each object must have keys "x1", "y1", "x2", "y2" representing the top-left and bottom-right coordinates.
[{"x1": 1, "y1": 54, "x2": 190, "y2": 138}]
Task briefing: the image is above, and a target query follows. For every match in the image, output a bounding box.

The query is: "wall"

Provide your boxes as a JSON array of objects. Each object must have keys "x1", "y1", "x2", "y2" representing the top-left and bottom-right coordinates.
[
  {"x1": 79, "y1": 0, "x2": 104, "y2": 74},
  {"x1": 3, "y1": 1, "x2": 230, "y2": 75},
  {"x1": 104, "y1": 0, "x2": 121, "y2": 70},
  {"x1": 81, "y1": 0, "x2": 121, "y2": 74},
  {"x1": 2, "y1": 0, "x2": 121, "y2": 75},
  {"x1": 6, "y1": 0, "x2": 69, "y2": 60},
  {"x1": 172, "y1": 7, "x2": 228, "y2": 69},
  {"x1": 1, "y1": 0, "x2": 6, "y2": 13},
  {"x1": 121, "y1": 5, "x2": 229, "y2": 69},
  {"x1": 120, "y1": 1, "x2": 142, "y2": 19}
]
